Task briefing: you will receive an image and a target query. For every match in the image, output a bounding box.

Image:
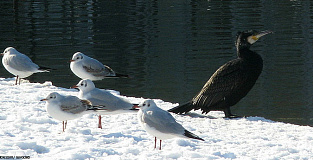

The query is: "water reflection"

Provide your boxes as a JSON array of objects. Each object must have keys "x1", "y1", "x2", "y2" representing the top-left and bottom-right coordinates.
[{"x1": 0, "y1": 0, "x2": 313, "y2": 126}]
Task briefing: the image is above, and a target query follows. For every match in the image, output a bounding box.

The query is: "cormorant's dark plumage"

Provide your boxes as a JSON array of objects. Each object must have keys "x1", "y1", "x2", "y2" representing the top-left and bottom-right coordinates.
[{"x1": 168, "y1": 30, "x2": 272, "y2": 118}]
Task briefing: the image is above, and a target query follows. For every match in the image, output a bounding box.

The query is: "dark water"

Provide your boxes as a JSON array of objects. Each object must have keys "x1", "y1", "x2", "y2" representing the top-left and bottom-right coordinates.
[{"x1": 0, "y1": 0, "x2": 313, "y2": 126}]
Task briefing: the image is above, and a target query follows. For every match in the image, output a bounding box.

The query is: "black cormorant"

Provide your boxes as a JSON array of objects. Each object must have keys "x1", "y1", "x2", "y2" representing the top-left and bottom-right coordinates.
[{"x1": 168, "y1": 30, "x2": 273, "y2": 118}]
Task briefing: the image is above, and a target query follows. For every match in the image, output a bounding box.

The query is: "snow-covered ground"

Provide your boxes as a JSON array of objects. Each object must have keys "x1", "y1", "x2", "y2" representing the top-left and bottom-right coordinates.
[{"x1": 0, "y1": 78, "x2": 312, "y2": 160}]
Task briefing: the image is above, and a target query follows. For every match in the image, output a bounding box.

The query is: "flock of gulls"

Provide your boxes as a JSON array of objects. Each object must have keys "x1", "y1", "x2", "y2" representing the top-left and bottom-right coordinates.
[{"x1": 0, "y1": 30, "x2": 272, "y2": 150}]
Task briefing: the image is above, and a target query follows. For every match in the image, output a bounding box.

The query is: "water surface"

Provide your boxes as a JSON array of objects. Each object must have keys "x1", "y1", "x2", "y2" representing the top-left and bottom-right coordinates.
[{"x1": 0, "y1": 0, "x2": 313, "y2": 126}]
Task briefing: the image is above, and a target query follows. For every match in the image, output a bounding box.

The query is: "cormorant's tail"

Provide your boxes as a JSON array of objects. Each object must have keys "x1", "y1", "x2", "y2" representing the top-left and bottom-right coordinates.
[
  {"x1": 184, "y1": 130, "x2": 204, "y2": 141},
  {"x1": 168, "y1": 102, "x2": 194, "y2": 114}
]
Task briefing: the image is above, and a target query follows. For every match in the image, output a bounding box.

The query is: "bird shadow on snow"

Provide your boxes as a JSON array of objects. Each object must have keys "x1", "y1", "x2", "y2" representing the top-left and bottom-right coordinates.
[
  {"x1": 242, "y1": 116, "x2": 277, "y2": 123},
  {"x1": 100, "y1": 132, "x2": 142, "y2": 142},
  {"x1": 174, "y1": 112, "x2": 277, "y2": 124},
  {"x1": 176, "y1": 112, "x2": 218, "y2": 119}
]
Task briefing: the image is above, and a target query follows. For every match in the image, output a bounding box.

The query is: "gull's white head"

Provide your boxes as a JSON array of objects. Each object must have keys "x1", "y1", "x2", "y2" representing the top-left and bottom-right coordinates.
[
  {"x1": 1, "y1": 47, "x2": 18, "y2": 55},
  {"x1": 73, "y1": 79, "x2": 95, "y2": 92},
  {"x1": 70, "y1": 52, "x2": 85, "y2": 62},
  {"x1": 138, "y1": 99, "x2": 157, "y2": 111},
  {"x1": 40, "y1": 92, "x2": 61, "y2": 102}
]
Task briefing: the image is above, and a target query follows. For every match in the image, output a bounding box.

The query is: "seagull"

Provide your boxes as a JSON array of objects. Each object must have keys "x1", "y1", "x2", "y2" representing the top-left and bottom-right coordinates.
[
  {"x1": 70, "y1": 52, "x2": 129, "y2": 81},
  {"x1": 135, "y1": 99, "x2": 204, "y2": 150},
  {"x1": 72, "y1": 79, "x2": 138, "y2": 129},
  {"x1": 40, "y1": 92, "x2": 106, "y2": 132},
  {"x1": 1, "y1": 47, "x2": 50, "y2": 85}
]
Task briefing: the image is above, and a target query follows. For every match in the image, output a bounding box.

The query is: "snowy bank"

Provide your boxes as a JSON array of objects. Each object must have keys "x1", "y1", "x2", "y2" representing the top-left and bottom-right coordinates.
[{"x1": 0, "y1": 78, "x2": 312, "y2": 159}]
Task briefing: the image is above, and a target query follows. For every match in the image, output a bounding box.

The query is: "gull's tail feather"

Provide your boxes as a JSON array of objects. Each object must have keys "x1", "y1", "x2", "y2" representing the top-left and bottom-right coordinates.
[
  {"x1": 87, "y1": 105, "x2": 107, "y2": 111},
  {"x1": 38, "y1": 66, "x2": 54, "y2": 72},
  {"x1": 115, "y1": 73, "x2": 130, "y2": 78},
  {"x1": 105, "y1": 73, "x2": 130, "y2": 78},
  {"x1": 184, "y1": 130, "x2": 204, "y2": 141}
]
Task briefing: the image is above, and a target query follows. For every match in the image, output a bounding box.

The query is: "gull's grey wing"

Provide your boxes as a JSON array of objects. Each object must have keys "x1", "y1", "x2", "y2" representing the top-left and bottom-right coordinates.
[
  {"x1": 82, "y1": 58, "x2": 115, "y2": 77},
  {"x1": 84, "y1": 97, "x2": 110, "y2": 107},
  {"x1": 3, "y1": 54, "x2": 39, "y2": 72},
  {"x1": 80, "y1": 99, "x2": 107, "y2": 111},
  {"x1": 80, "y1": 99, "x2": 92, "y2": 106},
  {"x1": 60, "y1": 96, "x2": 88, "y2": 114},
  {"x1": 87, "y1": 97, "x2": 132, "y2": 111},
  {"x1": 86, "y1": 89, "x2": 133, "y2": 111},
  {"x1": 89, "y1": 89, "x2": 118, "y2": 102},
  {"x1": 141, "y1": 109, "x2": 185, "y2": 135}
]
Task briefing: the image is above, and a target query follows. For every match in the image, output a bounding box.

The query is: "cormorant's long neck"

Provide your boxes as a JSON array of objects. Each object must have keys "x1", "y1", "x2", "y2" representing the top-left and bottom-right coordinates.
[
  {"x1": 237, "y1": 47, "x2": 257, "y2": 59},
  {"x1": 237, "y1": 46, "x2": 263, "y2": 72}
]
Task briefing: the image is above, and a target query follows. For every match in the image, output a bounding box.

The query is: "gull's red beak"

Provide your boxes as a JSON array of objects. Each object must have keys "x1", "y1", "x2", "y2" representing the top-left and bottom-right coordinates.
[
  {"x1": 71, "y1": 85, "x2": 78, "y2": 88},
  {"x1": 133, "y1": 105, "x2": 140, "y2": 109}
]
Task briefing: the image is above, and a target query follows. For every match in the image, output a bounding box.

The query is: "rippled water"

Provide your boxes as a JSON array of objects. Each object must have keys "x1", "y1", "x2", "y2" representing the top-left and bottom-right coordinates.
[{"x1": 0, "y1": 0, "x2": 313, "y2": 126}]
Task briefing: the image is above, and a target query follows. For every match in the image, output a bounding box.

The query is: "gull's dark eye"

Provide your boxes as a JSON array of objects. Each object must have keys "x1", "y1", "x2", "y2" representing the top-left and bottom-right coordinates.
[
  {"x1": 81, "y1": 83, "x2": 84, "y2": 86},
  {"x1": 143, "y1": 103, "x2": 146, "y2": 106}
]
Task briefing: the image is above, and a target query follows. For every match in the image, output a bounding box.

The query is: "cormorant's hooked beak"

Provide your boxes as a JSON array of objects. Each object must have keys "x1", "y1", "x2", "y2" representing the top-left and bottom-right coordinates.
[
  {"x1": 248, "y1": 30, "x2": 273, "y2": 44},
  {"x1": 255, "y1": 30, "x2": 273, "y2": 39}
]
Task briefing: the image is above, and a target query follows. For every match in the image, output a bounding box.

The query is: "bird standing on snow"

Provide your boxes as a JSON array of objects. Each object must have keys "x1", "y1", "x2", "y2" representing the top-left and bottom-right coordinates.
[
  {"x1": 169, "y1": 30, "x2": 273, "y2": 118},
  {"x1": 1, "y1": 47, "x2": 50, "y2": 85},
  {"x1": 135, "y1": 99, "x2": 204, "y2": 150},
  {"x1": 72, "y1": 79, "x2": 138, "y2": 129},
  {"x1": 40, "y1": 92, "x2": 106, "y2": 132},
  {"x1": 70, "y1": 52, "x2": 129, "y2": 81}
]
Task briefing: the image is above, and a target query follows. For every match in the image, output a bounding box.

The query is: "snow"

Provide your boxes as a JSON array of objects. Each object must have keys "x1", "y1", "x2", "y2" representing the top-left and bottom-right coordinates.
[{"x1": 0, "y1": 78, "x2": 312, "y2": 159}]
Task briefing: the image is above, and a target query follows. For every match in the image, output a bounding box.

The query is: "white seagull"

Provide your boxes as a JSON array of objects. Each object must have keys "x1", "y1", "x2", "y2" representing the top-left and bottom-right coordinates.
[
  {"x1": 1, "y1": 47, "x2": 50, "y2": 85},
  {"x1": 70, "y1": 52, "x2": 129, "y2": 81},
  {"x1": 40, "y1": 92, "x2": 106, "y2": 132},
  {"x1": 135, "y1": 99, "x2": 204, "y2": 150},
  {"x1": 72, "y1": 79, "x2": 138, "y2": 129}
]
